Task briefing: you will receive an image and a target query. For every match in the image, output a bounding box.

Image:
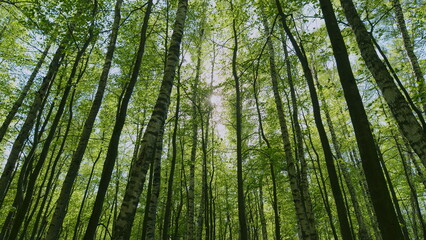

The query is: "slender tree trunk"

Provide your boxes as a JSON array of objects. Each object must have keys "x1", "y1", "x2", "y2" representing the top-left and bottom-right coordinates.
[
  {"x1": 340, "y1": 0, "x2": 426, "y2": 168},
  {"x1": 302, "y1": 109, "x2": 340, "y2": 240},
  {"x1": 162, "y1": 72, "x2": 181, "y2": 240},
  {"x1": 5, "y1": 22, "x2": 95, "y2": 239},
  {"x1": 252, "y1": 31, "x2": 281, "y2": 240},
  {"x1": 0, "y1": 43, "x2": 51, "y2": 142},
  {"x1": 72, "y1": 151, "x2": 101, "y2": 240},
  {"x1": 112, "y1": 0, "x2": 188, "y2": 238},
  {"x1": 187, "y1": 87, "x2": 198, "y2": 240},
  {"x1": 395, "y1": 136, "x2": 426, "y2": 238},
  {"x1": 258, "y1": 183, "x2": 268, "y2": 240},
  {"x1": 275, "y1": 2, "x2": 353, "y2": 238},
  {"x1": 83, "y1": 2, "x2": 153, "y2": 239},
  {"x1": 315, "y1": 70, "x2": 372, "y2": 240},
  {"x1": 317, "y1": 0, "x2": 405, "y2": 238},
  {"x1": 29, "y1": 88, "x2": 75, "y2": 239},
  {"x1": 230, "y1": 2, "x2": 248, "y2": 238},
  {"x1": 375, "y1": 143, "x2": 410, "y2": 239},
  {"x1": 0, "y1": 33, "x2": 70, "y2": 206},
  {"x1": 187, "y1": 35, "x2": 202, "y2": 240},
  {"x1": 282, "y1": 34, "x2": 317, "y2": 238},
  {"x1": 45, "y1": 1, "x2": 122, "y2": 238},
  {"x1": 390, "y1": 0, "x2": 426, "y2": 112},
  {"x1": 144, "y1": 128, "x2": 164, "y2": 240},
  {"x1": 263, "y1": 8, "x2": 310, "y2": 239}
]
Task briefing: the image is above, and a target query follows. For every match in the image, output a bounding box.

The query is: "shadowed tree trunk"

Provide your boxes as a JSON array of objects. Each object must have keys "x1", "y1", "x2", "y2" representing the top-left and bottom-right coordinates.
[
  {"x1": 0, "y1": 32, "x2": 70, "y2": 207},
  {"x1": 390, "y1": 0, "x2": 426, "y2": 113},
  {"x1": 0, "y1": 43, "x2": 51, "y2": 143},
  {"x1": 162, "y1": 68, "x2": 181, "y2": 240},
  {"x1": 315, "y1": 71, "x2": 372, "y2": 240},
  {"x1": 45, "y1": 0, "x2": 122, "y2": 238},
  {"x1": 83, "y1": 1, "x2": 153, "y2": 238},
  {"x1": 275, "y1": 1, "x2": 355, "y2": 239},
  {"x1": 230, "y1": 1, "x2": 249, "y2": 238},
  {"x1": 340, "y1": 0, "x2": 426, "y2": 168},
  {"x1": 112, "y1": 0, "x2": 188, "y2": 238},
  {"x1": 317, "y1": 0, "x2": 405, "y2": 238}
]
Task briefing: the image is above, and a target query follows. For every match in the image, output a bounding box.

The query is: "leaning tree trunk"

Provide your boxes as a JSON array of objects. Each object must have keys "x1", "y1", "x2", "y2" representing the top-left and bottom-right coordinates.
[
  {"x1": 0, "y1": 43, "x2": 51, "y2": 143},
  {"x1": 0, "y1": 32, "x2": 70, "y2": 207},
  {"x1": 83, "y1": 1, "x2": 153, "y2": 239},
  {"x1": 317, "y1": 0, "x2": 405, "y2": 238},
  {"x1": 313, "y1": 67, "x2": 372, "y2": 240},
  {"x1": 262, "y1": 8, "x2": 313, "y2": 240},
  {"x1": 390, "y1": 0, "x2": 426, "y2": 113},
  {"x1": 45, "y1": 0, "x2": 122, "y2": 238},
  {"x1": 5, "y1": 20, "x2": 96, "y2": 239},
  {"x1": 144, "y1": 128, "x2": 165, "y2": 240},
  {"x1": 340, "y1": 0, "x2": 426, "y2": 168},
  {"x1": 275, "y1": 2, "x2": 352, "y2": 239},
  {"x1": 112, "y1": 0, "x2": 188, "y2": 238}
]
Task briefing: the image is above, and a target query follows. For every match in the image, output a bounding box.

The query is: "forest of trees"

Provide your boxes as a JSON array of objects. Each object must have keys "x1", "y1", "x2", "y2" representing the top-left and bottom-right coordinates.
[{"x1": 0, "y1": 0, "x2": 425, "y2": 239}]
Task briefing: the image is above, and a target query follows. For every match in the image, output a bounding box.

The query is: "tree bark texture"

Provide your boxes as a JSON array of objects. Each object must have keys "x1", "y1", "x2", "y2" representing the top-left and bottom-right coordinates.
[
  {"x1": 112, "y1": 0, "x2": 188, "y2": 238},
  {"x1": 318, "y1": 0, "x2": 405, "y2": 238}
]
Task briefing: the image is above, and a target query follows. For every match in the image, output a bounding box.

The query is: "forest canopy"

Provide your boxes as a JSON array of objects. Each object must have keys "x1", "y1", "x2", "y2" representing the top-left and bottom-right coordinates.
[{"x1": 0, "y1": 0, "x2": 425, "y2": 239}]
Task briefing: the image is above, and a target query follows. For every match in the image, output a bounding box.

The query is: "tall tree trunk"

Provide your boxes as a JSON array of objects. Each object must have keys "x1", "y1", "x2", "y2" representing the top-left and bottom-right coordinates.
[
  {"x1": 230, "y1": 2, "x2": 248, "y2": 238},
  {"x1": 317, "y1": 0, "x2": 405, "y2": 238},
  {"x1": 45, "y1": 0, "x2": 122, "y2": 238},
  {"x1": 0, "y1": 32, "x2": 70, "y2": 206},
  {"x1": 187, "y1": 85, "x2": 198, "y2": 240},
  {"x1": 258, "y1": 183, "x2": 268, "y2": 240},
  {"x1": 4, "y1": 20, "x2": 96, "y2": 239},
  {"x1": 263, "y1": 6, "x2": 312, "y2": 239},
  {"x1": 282, "y1": 34, "x2": 317, "y2": 238},
  {"x1": 340, "y1": 0, "x2": 426, "y2": 168},
  {"x1": 390, "y1": 0, "x2": 426, "y2": 112},
  {"x1": 315, "y1": 71, "x2": 372, "y2": 240},
  {"x1": 0, "y1": 43, "x2": 51, "y2": 142},
  {"x1": 162, "y1": 71, "x2": 181, "y2": 240},
  {"x1": 72, "y1": 151, "x2": 101, "y2": 240},
  {"x1": 275, "y1": 2, "x2": 353, "y2": 238},
  {"x1": 112, "y1": 0, "x2": 188, "y2": 238},
  {"x1": 187, "y1": 33, "x2": 202, "y2": 240},
  {"x1": 83, "y1": 1, "x2": 153, "y2": 238},
  {"x1": 144, "y1": 128, "x2": 164, "y2": 240},
  {"x1": 252, "y1": 22, "x2": 281, "y2": 240}
]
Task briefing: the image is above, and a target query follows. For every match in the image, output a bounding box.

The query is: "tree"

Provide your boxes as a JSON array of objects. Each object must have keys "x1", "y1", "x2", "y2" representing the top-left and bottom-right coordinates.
[
  {"x1": 317, "y1": 0, "x2": 405, "y2": 238},
  {"x1": 112, "y1": 0, "x2": 188, "y2": 238}
]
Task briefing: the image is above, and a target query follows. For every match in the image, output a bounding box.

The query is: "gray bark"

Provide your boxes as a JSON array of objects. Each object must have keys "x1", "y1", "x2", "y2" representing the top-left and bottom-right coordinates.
[{"x1": 112, "y1": 0, "x2": 188, "y2": 238}]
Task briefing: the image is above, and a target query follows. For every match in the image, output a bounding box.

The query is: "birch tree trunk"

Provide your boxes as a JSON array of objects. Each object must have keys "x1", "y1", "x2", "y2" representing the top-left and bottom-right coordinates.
[
  {"x1": 83, "y1": 1, "x2": 153, "y2": 238},
  {"x1": 339, "y1": 0, "x2": 426, "y2": 168},
  {"x1": 264, "y1": 4, "x2": 316, "y2": 239},
  {"x1": 112, "y1": 0, "x2": 188, "y2": 238},
  {"x1": 390, "y1": 0, "x2": 426, "y2": 113}
]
